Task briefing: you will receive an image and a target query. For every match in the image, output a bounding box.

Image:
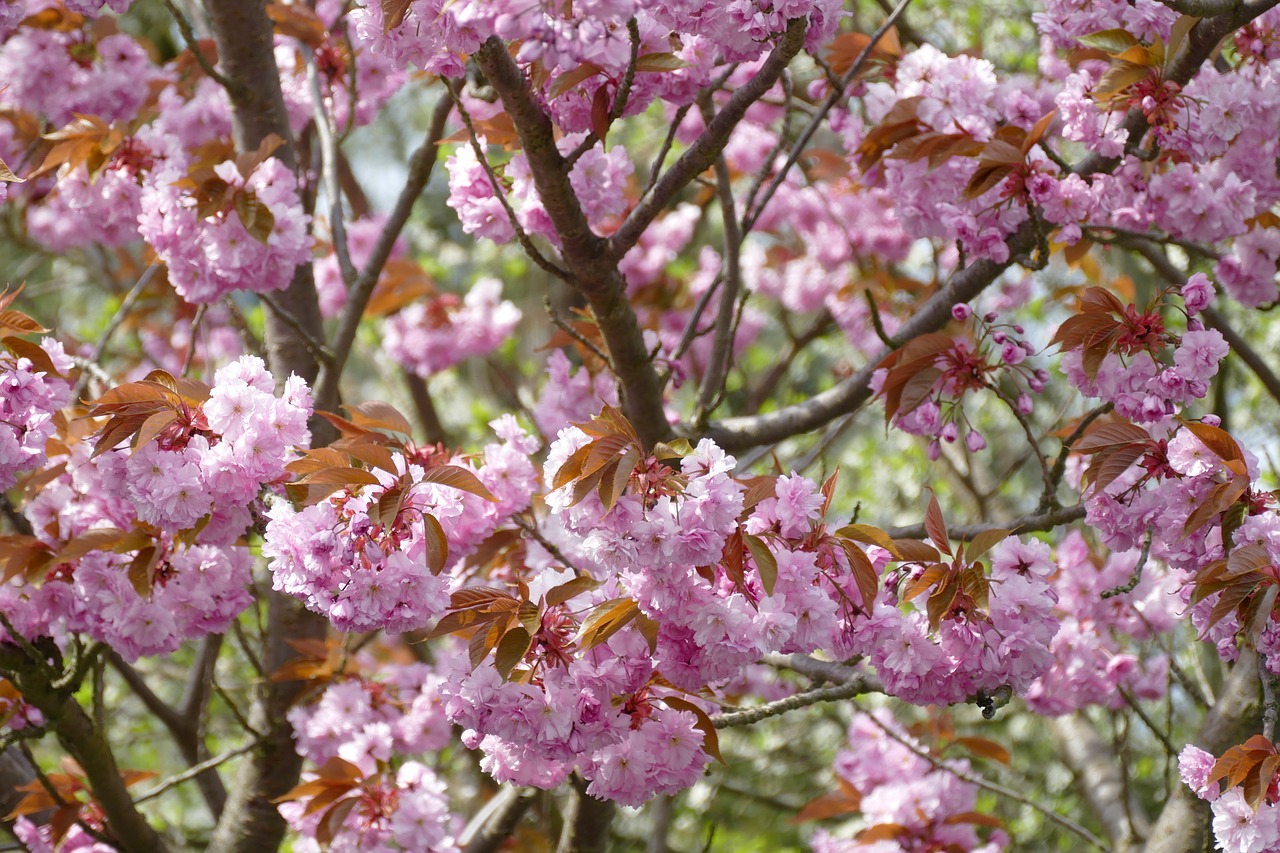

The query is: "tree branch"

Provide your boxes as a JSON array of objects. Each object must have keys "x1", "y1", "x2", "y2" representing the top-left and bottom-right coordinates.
[
  {"x1": 314, "y1": 86, "x2": 454, "y2": 413},
  {"x1": 459, "y1": 786, "x2": 537, "y2": 853},
  {"x1": 607, "y1": 18, "x2": 808, "y2": 259},
  {"x1": 1053, "y1": 714, "x2": 1148, "y2": 852},
  {"x1": 201, "y1": 1, "x2": 333, "y2": 850},
  {"x1": 557, "y1": 775, "x2": 615, "y2": 853},
  {"x1": 694, "y1": 152, "x2": 741, "y2": 421},
  {"x1": 0, "y1": 643, "x2": 169, "y2": 853},
  {"x1": 862, "y1": 708, "x2": 1112, "y2": 852},
  {"x1": 712, "y1": 672, "x2": 883, "y2": 728},
  {"x1": 473, "y1": 37, "x2": 671, "y2": 448},
  {"x1": 885, "y1": 503, "x2": 1087, "y2": 541},
  {"x1": 741, "y1": 0, "x2": 912, "y2": 235},
  {"x1": 1146, "y1": 652, "x2": 1262, "y2": 853},
  {"x1": 703, "y1": 0, "x2": 1278, "y2": 453}
]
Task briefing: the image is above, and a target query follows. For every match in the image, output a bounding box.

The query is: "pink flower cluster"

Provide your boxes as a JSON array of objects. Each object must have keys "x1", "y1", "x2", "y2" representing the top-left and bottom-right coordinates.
[
  {"x1": 876, "y1": 309, "x2": 1047, "y2": 460},
  {"x1": 118, "y1": 357, "x2": 312, "y2": 536},
  {"x1": 382, "y1": 278, "x2": 521, "y2": 377},
  {"x1": 27, "y1": 166, "x2": 144, "y2": 252},
  {"x1": 532, "y1": 350, "x2": 620, "y2": 439},
  {"x1": 439, "y1": 633, "x2": 711, "y2": 805},
  {"x1": 265, "y1": 417, "x2": 539, "y2": 633},
  {"x1": 314, "y1": 215, "x2": 408, "y2": 319},
  {"x1": 445, "y1": 132, "x2": 633, "y2": 246},
  {"x1": 850, "y1": 538, "x2": 1060, "y2": 706},
  {"x1": 812, "y1": 710, "x2": 1007, "y2": 852},
  {"x1": 0, "y1": 339, "x2": 72, "y2": 491},
  {"x1": 356, "y1": 0, "x2": 838, "y2": 95},
  {"x1": 2, "y1": 440, "x2": 255, "y2": 661},
  {"x1": 138, "y1": 157, "x2": 312, "y2": 304},
  {"x1": 546, "y1": 437, "x2": 853, "y2": 689},
  {"x1": 1, "y1": 356, "x2": 311, "y2": 660},
  {"x1": 0, "y1": 26, "x2": 156, "y2": 126},
  {"x1": 1024, "y1": 531, "x2": 1177, "y2": 714},
  {"x1": 281, "y1": 663, "x2": 459, "y2": 853},
  {"x1": 1180, "y1": 745, "x2": 1280, "y2": 853},
  {"x1": 1062, "y1": 326, "x2": 1227, "y2": 425},
  {"x1": 275, "y1": 0, "x2": 406, "y2": 134}
]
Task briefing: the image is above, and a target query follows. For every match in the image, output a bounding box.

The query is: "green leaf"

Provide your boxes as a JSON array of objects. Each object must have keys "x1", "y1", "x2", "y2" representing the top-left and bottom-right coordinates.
[{"x1": 744, "y1": 534, "x2": 777, "y2": 595}]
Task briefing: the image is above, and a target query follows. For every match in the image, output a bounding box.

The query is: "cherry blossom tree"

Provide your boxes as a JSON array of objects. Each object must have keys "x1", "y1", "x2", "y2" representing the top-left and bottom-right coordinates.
[{"x1": 1, "y1": 0, "x2": 1279, "y2": 851}]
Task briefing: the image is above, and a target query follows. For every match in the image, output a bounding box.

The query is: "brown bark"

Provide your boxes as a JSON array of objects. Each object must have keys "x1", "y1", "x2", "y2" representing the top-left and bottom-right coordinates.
[
  {"x1": 556, "y1": 776, "x2": 615, "y2": 853},
  {"x1": 473, "y1": 37, "x2": 671, "y2": 449},
  {"x1": 200, "y1": 2, "x2": 331, "y2": 851},
  {"x1": 0, "y1": 644, "x2": 169, "y2": 853}
]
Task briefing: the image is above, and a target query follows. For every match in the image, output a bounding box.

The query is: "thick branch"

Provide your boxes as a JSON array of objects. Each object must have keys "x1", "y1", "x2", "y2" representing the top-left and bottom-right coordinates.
[
  {"x1": 701, "y1": 244, "x2": 1031, "y2": 450},
  {"x1": 1157, "y1": 0, "x2": 1240, "y2": 12},
  {"x1": 0, "y1": 644, "x2": 169, "y2": 853},
  {"x1": 1145, "y1": 652, "x2": 1262, "y2": 853},
  {"x1": 702, "y1": 0, "x2": 1277, "y2": 452},
  {"x1": 1053, "y1": 714, "x2": 1148, "y2": 852},
  {"x1": 1202, "y1": 307, "x2": 1280, "y2": 408},
  {"x1": 885, "y1": 503, "x2": 1087, "y2": 541},
  {"x1": 460, "y1": 786, "x2": 536, "y2": 853},
  {"x1": 0, "y1": 745, "x2": 45, "y2": 836},
  {"x1": 473, "y1": 37, "x2": 670, "y2": 447},
  {"x1": 557, "y1": 776, "x2": 615, "y2": 853},
  {"x1": 201, "y1": 2, "x2": 331, "y2": 851},
  {"x1": 713, "y1": 673, "x2": 883, "y2": 728},
  {"x1": 694, "y1": 153, "x2": 741, "y2": 420}
]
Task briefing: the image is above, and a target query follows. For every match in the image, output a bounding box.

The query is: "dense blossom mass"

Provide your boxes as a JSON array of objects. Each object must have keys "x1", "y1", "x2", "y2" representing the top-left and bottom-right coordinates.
[{"x1": 0, "y1": 0, "x2": 1279, "y2": 851}]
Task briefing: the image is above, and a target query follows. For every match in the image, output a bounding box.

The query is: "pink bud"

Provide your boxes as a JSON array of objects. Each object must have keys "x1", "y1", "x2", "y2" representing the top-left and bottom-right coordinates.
[
  {"x1": 1017, "y1": 393, "x2": 1033, "y2": 415},
  {"x1": 941, "y1": 422, "x2": 959, "y2": 443},
  {"x1": 951, "y1": 303, "x2": 973, "y2": 321},
  {"x1": 966, "y1": 430, "x2": 987, "y2": 452}
]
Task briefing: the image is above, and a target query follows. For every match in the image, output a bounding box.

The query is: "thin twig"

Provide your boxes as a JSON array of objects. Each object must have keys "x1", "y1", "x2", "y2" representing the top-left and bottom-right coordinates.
[
  {"x1": 712, "y1": 674, "x2": 882, "y2": 728},
  {"x1": 610, "y1": 18, "x2": 808, "y2": 259},
  {"x1": 694, "y1": 152, "x2": 742, "y2": 422},
  {"x1": 741, "y1": 0, "x2": 913, "y2": 235},
  {"x1": 668, "y1": 275, "x2": 722, "y2": 365},
  {"x1": 73, "y1": 264, "x2": 158, "y2": 399},
  {"x1": 515, "y1": 517, "x2": 588, "y2": 578},
  {"x1": 1044, "y1": 403, "x2": 1113, "y2": 505},
  {"x1": 544, "y1": 297, "x2": 613, "y2": 369},
  {"x1": 1101, "y1": 530, "x2": 1152, "y2": 599},
  {"x1": 307, "y1": 51, "x2": 358, "y2": 288},
  {"x1": 643, "y1": 105, "x2": 691, "y2": 198},
  {"x1": 313, "y1": 85, "x2": 455, "y2": 412},
  {"x1": 1117, "y1": 686, "x2": 1180, "y2": 758},
  {"x1": 447, "y1": 87, "x2": 572, "y2": 283},
  {"x1": 860, "y1": 708, "x2": 1113, "y2": 852},
  {"x1": 132, "y1": 739, "x2": 263, "y2": 805},
  {"x1": 985, "y1": 380, "x2": 1052, "y2": 494},
  {"x1": 162, "y1": 0, "x2": 237, "y2": 92},
  {"x1": 182, "y1": 303, "x2": 207, "y2": 377},
  {"x1": 259, "y1": 292, "x2": 334, "y2": 364},
  {"x1": 863, "y1": 289, "x2": 895, "y2": 348},
  {"x1": 210, "y1": 675, "x2": 262, "y2": 739}
]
